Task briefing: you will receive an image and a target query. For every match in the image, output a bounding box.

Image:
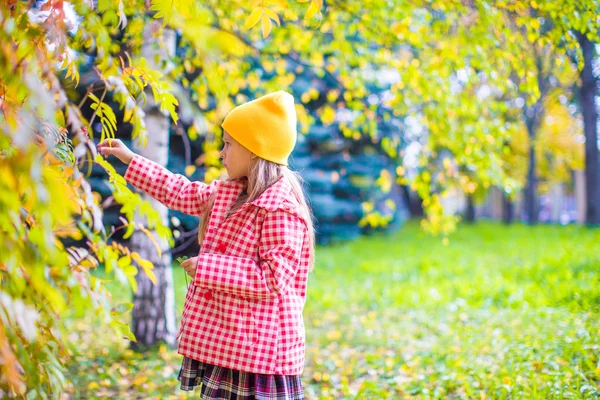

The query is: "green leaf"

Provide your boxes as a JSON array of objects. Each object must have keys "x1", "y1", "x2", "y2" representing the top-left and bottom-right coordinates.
[
  {"x1": 160, "y1": 92, "x2": 179, "y2": 124},
  {"x1": 112, "y1": 302, "x2": 134, "y2": 314}
]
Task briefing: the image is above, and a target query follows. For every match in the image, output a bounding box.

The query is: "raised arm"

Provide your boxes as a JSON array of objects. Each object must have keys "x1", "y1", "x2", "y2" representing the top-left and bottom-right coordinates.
[
  {"x1": 124, "y1": 155, "x2": 218, "y2": 216},
  {"x1": 97, "y1": 138, "x2": 218, "y2": 216}
]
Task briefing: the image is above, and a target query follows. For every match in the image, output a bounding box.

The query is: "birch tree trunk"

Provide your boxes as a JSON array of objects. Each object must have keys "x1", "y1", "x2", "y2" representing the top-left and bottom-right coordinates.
[
  {"x1": 130, "y1": 22, "x2": 177, "y2": 349},
  {"x1": 578, "y1": 33, "x2": 600, "y2": 226}
]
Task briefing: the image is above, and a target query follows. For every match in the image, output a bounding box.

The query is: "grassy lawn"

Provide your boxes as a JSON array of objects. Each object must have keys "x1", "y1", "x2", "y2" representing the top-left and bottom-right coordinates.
[{"x1": 64, "y1": 221, "x2": 600, "y2": 399}]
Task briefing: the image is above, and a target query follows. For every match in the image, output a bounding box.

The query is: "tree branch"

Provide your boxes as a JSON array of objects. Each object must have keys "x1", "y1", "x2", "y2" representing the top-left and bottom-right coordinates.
[{"x1": 88, "y1": 86, "x2": 107, "y2": 127}]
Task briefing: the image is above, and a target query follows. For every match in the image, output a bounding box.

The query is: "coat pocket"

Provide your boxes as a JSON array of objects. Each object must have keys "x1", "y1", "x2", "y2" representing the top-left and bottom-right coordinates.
[{"x1": 214, "y1": 292, "x2": 257, "y2": 345}]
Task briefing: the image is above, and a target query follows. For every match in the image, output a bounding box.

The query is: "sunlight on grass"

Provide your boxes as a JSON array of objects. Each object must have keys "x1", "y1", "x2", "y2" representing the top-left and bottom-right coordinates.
[{"x1": 65, "y1": 221, "x2": 600, "y2": 399}]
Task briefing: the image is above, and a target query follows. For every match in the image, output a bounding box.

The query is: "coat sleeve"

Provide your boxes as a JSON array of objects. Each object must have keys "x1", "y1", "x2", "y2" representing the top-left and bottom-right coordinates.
[
  {"x1": 193, "y1": 209, "x2": 307, "y2": 299},
  {"x1": 124, "y1": 155, "x2": 219, "y2": 216}
]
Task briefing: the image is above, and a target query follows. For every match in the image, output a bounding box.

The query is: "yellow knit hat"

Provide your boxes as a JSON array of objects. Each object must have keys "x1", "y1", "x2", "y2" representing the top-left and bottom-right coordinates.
[{"x1": 221, "y1": 91, "x2": 297, "y2": 166}]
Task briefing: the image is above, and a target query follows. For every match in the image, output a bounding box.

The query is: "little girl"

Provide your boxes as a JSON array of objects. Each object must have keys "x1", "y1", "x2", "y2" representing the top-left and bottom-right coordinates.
[{"x1": 98, "y1": 91, "x2": 315, "y2": 399}]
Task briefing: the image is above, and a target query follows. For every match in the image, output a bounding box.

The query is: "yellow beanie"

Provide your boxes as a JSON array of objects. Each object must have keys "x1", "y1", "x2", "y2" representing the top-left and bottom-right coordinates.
[{"x1": 221, "y1": 91, "x2": 297, "y2": 166}]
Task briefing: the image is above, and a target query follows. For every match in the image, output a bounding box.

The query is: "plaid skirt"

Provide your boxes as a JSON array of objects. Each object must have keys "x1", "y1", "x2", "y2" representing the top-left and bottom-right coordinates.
[{"x1": 177, "y1": 357, "x2": 304, "y2": 400}]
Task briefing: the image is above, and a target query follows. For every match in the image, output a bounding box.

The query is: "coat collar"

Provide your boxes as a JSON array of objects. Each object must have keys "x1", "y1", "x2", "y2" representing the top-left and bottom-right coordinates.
[
  {"x1": 250, "y1": 175, "x2": 293, "y2": 211},
  {"x1": 220, "y1": 175, "x2": 294, "y2": 212}
]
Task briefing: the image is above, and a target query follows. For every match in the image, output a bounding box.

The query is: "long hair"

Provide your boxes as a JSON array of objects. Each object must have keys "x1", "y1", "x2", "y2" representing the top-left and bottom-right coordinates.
[{"x1": 197, "y1": 158, "x2": 315, "y2": 268}]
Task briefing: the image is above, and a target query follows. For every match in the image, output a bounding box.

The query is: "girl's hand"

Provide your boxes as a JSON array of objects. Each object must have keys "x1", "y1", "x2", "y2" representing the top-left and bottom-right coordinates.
[
  {"x1": 97, "y1": 139, "x2": 136, "y2": 165},
  {"x1": 180, "y1": 256, "x2": 198, "y2": 278}
]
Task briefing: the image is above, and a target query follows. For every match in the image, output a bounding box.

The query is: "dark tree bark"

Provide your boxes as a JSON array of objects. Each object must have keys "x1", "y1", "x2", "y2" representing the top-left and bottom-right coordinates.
[
  {"x1": 401, "y1": 185, "x2": 424, "y2": 217},
  {"x1": 464, "y1": 194, "x2": 475, "y2": 223},
  {"x1": 578, "y1": 33, "x2": 600, "y2": 226},
  {"x1": 502, "y1": 191, "x2": 513, "y2": 224},
  {"x1": 524, "y1": 125, "x2": 538, "y2": 224}
]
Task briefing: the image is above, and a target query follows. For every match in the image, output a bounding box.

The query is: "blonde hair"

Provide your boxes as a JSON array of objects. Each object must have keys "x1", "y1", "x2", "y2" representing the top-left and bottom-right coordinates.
[{"x1": 197, "y1": 159, "x2": 315, "y2": 267}]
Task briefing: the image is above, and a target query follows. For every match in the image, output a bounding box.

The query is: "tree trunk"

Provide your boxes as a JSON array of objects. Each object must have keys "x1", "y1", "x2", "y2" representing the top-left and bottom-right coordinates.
[
  {"x1": 524, "y1": 98, "x2": 544, "y2": 225},
  {"x1": 130, "y1": 22, "x2": 177, "y2": 350},
  {"x1": 502, "y1": 191, "x2": 513, "y2": 224},
  {"x1": 401, "y1": 185, "x2": 424, "y2": 217},
  {"x1": 522, "y1": 49, "x2": 550, "y2": 225},
  {"x1": 578, "y1": 33, "x2": 600, "y2": 226},
  {"x1": 464, "y1": 194, "x2": 475, "y2": 223},
  {"x1": 524, "y1": 138, "x2": 537, "y2": 224}
]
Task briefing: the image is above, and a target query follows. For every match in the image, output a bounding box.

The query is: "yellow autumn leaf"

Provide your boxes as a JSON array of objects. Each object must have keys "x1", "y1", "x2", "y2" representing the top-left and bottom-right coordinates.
[
  {"x1": 214, "y1": 31, "x2": 249, "y2": 57},
  {"x1": 275, "y1": 58, "x2": 287, "y2": 74},
  {"x1": 308, "y1": 87, "x2": 320, "y2": 99},
  {"x1": 326, "y1": 330, "x2": 341, "y2": 340},
  {"x1": 263, "y1": 60, "x2": 274, "y2": 73},
  {"x1": 141, "y1": 258, "x2": 158, "y2": 280},
  {"x1": 261, "y1": 15, "x2": 272, "y2": 38},
  {"x1": 247, "y1": 73, "x2": 260, "y2": 90},
  {"x1": 263, "y1": 8, "x2": 280, "y2": 26},
  {"x1": 184, "y1": 165, "x2": 196, "y2": 176},
  {"x1": 244, "y1": 8, "x2": 262, "y2": 30},
  {"x1": 132, "y1": 375, "x2": 148, "y2": 386},
  {"x1": 391, "y1": 22, "x2": 407, "y2": 36},
  {"x1": 136, "y1": 256, "x2": 157, "y2": 285},
  {"x1": 53, "y1": 223, "x2": 82, "y2": 239},
  {"x1": 326, "y1": 89, "x2": 339, "y2": 102},
  {"x1": 305, "y1": 0, "x2": 322, "y2": 19},
  {"x1": 137, "y1": 226, "x2": 163, "y2": 258},
  {"x1": 320, "y1": 105, "x2": 336, "y2": 125}
]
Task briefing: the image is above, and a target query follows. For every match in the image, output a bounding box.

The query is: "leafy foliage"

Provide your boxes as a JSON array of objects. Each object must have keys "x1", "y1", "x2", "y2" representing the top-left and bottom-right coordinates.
[
  {"x1": 1, "y1": 0, "x2": 598, "y2": 397},
  {"x1": 0, "y1": 1, "x2": 175, "y2": 395},
  {"x1": 142, "y1": 0, "x2": 596, "y2": 234}
]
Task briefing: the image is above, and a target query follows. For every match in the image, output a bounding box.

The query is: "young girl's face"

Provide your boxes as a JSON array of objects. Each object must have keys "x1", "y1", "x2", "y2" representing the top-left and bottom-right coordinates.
[{"x1": 220, "y1": 131, "x2": 254, "y2": 179}]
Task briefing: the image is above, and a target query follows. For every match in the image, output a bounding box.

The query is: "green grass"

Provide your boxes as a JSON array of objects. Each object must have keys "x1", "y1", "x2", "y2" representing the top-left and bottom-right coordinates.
[{"x1": 64, "y1": 221, "x2": 600, "y2": 399}]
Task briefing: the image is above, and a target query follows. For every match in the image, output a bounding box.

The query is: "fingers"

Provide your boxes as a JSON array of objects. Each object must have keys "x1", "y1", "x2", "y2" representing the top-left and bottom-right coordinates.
[
  {"x1": 181, "y1": 260, "x2": 192, "y2": 272},
  {"x1": 97, "y1": 139, "x2": 122, "y2": 151},
  {"x1": 97, "y1": 146, "x2": 115, "y2": 153},
  {"x1": 182, "y1": 264, "x2": 196, "y2": 277},
  {"x1": 180, "y1": 257, "x2": 197, "y2": 277},
  {"x1": 98, "y1": 138, "x2": 120, "y2": 146},
  {"x1": 181, "y1": 257, "x2": 197, "y2": 268},
  {"x1": 97, "y1": 139, "x2": 129, "y2": 160},
  {"x1": 97, "y1": 145, "x2": 116, "y2": 158},
  {"x1": 185, "y1": 267, "x2": 196, "y2": 278}
]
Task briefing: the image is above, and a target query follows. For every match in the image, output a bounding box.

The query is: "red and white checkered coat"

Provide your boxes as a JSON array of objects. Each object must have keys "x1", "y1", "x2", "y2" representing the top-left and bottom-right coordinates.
[{"x1": 124, "y1": 155, "x2": 311, "y2": 375}]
